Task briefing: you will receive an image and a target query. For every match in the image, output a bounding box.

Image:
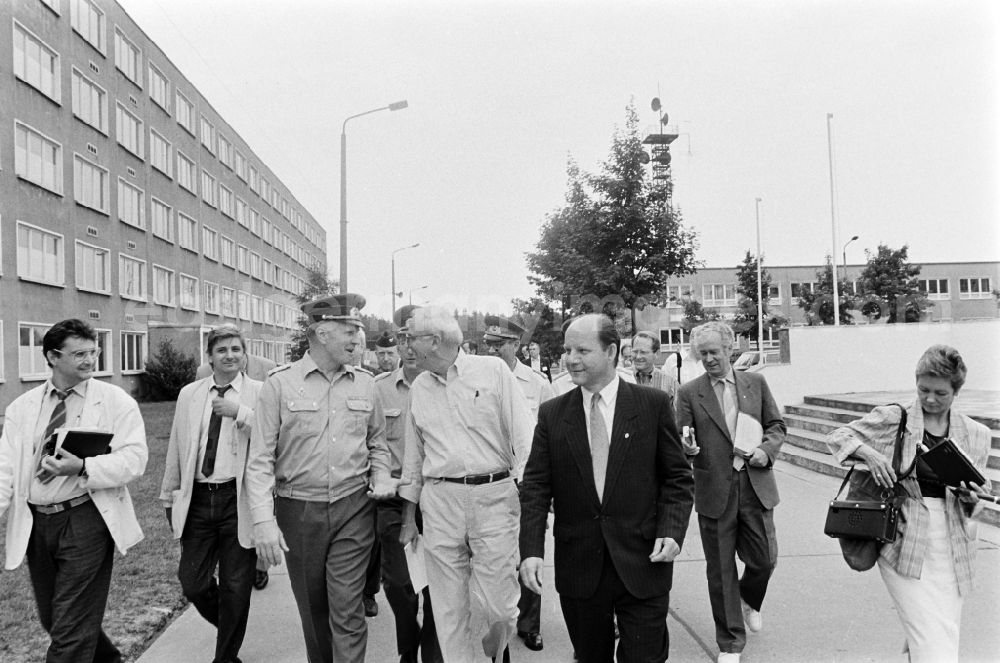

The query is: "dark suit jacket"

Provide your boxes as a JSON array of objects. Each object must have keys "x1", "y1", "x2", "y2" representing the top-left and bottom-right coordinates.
[
  {"x1": 519, "y1": 381, "x2": 694, "y2": 600},
  {"x1": 675, "y1": 371, "x2": 786, "y2": 519},
  {"x1": 519, "y1": 355, "x2": 552, "y2": 382}
]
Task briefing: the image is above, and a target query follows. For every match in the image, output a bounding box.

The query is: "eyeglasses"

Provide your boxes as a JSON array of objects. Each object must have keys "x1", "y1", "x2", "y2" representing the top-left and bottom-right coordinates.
[
  {"x1": 53, "y1": 348, "x2": 101, "y2": 362},
  {"x1": 396, "y1": 333, "x2": 436, "y2": 346},
  {"x1": 483, "y1": 339, "x2": 506, "y2": 349}
]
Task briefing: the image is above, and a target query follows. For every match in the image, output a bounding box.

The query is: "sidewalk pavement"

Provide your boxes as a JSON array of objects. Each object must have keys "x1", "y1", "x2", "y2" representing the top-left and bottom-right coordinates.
[{"x1": 137, "y1": 462, "x2": 1000, "y2": 662}]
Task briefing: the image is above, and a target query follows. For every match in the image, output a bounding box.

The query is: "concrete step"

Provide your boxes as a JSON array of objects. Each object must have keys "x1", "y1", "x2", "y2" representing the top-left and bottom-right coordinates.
[
  {"x1": 784, "y1": 403, "x2": 862, "y2": 425},
  {"x1": 785, "y1": 412, "x2": 842, "y2": 436},
  {"x1": 803, "y1": 395, "x2": 1000, "y2": 432},
  {"x1": 786, "y1": 428, "x2": 832, "y2": 455}
]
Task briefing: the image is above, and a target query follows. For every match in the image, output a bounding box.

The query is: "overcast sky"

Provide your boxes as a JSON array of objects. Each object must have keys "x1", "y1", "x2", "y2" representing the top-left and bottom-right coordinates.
[{"x1": 119, "y1": 0, "x2": 999, "y2": 319}]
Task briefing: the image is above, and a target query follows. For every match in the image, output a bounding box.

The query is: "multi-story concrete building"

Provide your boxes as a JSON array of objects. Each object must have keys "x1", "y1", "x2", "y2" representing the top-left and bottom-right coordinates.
[
  {"x1": 637, "y1": 261, "x2": 999, "y2": 351},
  {"x1": 1, "y1": 0, "x2": 326, "y2": 412}
]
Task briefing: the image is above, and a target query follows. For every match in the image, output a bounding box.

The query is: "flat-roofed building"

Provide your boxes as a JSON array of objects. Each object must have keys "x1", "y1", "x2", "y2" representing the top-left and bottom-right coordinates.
[{"x1": 0, "y1": 0, "x2": 326, "y2": 412}]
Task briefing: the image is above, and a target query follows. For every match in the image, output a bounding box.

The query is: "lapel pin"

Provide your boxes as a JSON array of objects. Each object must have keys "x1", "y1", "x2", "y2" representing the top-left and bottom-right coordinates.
[{"x1": 624, "y1": 433, "x2": 630, "y2": 439}]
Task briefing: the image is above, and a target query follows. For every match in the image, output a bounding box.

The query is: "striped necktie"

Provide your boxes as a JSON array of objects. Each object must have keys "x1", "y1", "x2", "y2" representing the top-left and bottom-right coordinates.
[
  {"x1": 36, "y1": 388, "x2": 69, "y2": 482},
  {"x1": 590, "y1": 393, "x2": 610, "y2": 501}
]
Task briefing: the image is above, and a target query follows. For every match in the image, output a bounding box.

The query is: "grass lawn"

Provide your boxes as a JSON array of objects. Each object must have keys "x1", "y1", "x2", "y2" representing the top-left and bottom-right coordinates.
[{"x1": 0, "y1": 401, "x2": 186, "y2": 663}]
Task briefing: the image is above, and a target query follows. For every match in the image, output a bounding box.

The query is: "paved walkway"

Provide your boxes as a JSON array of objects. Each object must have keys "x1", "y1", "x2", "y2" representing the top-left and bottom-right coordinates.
[{"x1": 138, "y1": 462, "x2": 1000, "y2": 663}]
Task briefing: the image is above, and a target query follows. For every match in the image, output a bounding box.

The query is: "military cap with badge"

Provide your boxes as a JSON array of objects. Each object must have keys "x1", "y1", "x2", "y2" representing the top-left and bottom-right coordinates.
[{"x1": 301, "y1": 293, "x2": 366, "y2": 326}]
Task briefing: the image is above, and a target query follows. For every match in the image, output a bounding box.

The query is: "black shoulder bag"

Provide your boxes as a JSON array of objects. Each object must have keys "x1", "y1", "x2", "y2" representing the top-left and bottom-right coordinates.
[{"x1": 824, "y1": 404, "x2": 915, "y2": 571}]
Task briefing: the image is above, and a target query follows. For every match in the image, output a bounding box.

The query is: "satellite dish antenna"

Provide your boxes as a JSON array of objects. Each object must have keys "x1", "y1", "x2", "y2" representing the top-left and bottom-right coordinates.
[
  {"x1": 660, "y1": 113, "x2": 670, "y2": 125},
  {"x1": 639, "y1": 151, "x2": 650, "y2": 164},
  {"x1": 651, "y1": 98, "x2": 661, "y2": 112}
]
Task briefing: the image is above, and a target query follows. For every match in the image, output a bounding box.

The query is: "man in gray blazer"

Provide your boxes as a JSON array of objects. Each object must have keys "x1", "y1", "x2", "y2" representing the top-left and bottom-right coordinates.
[
  {"x1": 161, "y1": 324, "x2": 262, "y2": 663},
  {"x1": 675, "y1": 322, "x2": 785, "y2": 663}
]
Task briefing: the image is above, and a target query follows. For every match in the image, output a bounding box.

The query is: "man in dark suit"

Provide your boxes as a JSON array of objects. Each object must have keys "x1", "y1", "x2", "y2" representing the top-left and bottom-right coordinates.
[
  {"x1": 519, "y1": 314, "x2": 694, "y2": 663},
  {"x1": 519, "y1": 341, "x2": 553, "y2": 383},
  {"x1": 675, "y1": 322, "x2": 785, "y2": 663}
]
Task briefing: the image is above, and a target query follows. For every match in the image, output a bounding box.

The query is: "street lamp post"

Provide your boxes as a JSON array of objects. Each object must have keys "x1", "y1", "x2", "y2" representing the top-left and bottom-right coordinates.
[
  {"x1": 841, "y1": 235, "x2": 859, "y2": 285},
  {"x1": 339, "y1": 100, "x2": 409, "y2": 291},
  {"x1": 409, "y1": 285, "x2": 428, "y2": 305},
  {"x1": 755, "y1": 197, "x2": 765, "y2": 362},
  {"x1": 827, "y1": 113, "x2": 841, "y2": 326},
  {"x1": 391, "y1": 243, "x2": 419, "y2": 314}
]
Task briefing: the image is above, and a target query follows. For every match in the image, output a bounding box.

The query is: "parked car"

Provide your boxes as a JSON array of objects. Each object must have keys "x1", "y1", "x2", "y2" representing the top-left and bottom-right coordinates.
[{"x1": 732, "y1": 350, "x2": 780, "y2": 371}]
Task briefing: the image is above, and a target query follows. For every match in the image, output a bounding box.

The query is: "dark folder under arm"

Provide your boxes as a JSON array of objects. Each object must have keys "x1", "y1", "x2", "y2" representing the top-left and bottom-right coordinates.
[
  {"x1": 917, "y1": 438, "x2": 986, "y2": 488},
  {"x1": 55, "y1": 429, "x2": 113, "y2": 458}
]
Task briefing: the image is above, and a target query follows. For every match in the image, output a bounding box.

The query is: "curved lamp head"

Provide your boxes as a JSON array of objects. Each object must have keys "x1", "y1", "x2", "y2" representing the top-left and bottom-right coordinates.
[{"x1": 388, "y1": 100, "x2": 409, "y2": 111}]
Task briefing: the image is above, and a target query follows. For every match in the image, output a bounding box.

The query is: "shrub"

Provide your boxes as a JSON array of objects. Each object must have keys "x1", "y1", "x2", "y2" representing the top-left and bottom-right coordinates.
[{"x1": 142, "y1": 338, "x2": 197, "y2": 401}]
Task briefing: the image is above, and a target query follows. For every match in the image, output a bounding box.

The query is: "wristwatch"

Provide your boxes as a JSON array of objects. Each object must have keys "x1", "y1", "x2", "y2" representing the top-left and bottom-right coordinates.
[{"x1": 78, "y1": 458, "x2": 88, "y2": 478}]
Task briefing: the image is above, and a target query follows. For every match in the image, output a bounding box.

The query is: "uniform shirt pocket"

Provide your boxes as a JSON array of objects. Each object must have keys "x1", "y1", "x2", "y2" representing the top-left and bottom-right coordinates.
[{"x1": 345, "y1": 398, "x2": 373, "y2": 436}]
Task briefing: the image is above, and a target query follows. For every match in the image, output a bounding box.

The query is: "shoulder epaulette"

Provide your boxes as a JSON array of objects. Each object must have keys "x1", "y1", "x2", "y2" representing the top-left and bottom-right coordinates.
[
  {"x1": 354, "y1": 366, "x2": 374, "y2": 376},
  {"x1": 374, "y1": 371, "x2": 393, "y2": 382},
  {"x1": 267, "y1": 363, "x2": 292, "y2": 376}
]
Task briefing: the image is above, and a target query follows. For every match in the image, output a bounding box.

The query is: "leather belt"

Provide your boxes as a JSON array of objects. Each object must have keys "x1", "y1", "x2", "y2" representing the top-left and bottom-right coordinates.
[
  {"x1": 437, "y1": 470, "x2": 510, "y2": 485},
  {"x1": 194, "y1": 479, "x2": 237, "y2": 491},
  {"x1": 29, "y1": 494, "x2": 92, "y2": 515}
]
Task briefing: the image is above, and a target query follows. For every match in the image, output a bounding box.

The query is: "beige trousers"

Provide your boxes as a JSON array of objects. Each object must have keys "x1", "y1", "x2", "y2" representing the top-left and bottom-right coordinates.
[{"x1": 420, "y1": 478, "x2": 520, "y2": 661}]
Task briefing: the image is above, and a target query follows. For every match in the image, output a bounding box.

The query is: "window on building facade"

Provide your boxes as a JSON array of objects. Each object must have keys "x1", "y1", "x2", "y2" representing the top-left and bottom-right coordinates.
[
  {"x1": 260, "y1": 217, "x2": 270, "y2": 243},
  {"x1": 119, "y1": 253, "x2": 146, "y2": 300},
  {"x1": 918, "y1": 278, "x2": 949, "y2": 300},
  {"x1": 237, "y1": 291, "x2": 250, "y2": 321},
  {"x1": 73, "y1": 154, "x2": 109, "y2": 213},
  {"x1": 121, "y1": 330, "x2": 146, "y2": 374},
  {"x1": 251, "y1": 210, "x2": 262, "y2": 237},
  {"x1": 235, "y1": 198, "x2": 248, "y2": 227},
  {"x1": 234, "y1": 150, "x2": 248, "y2": 181},
  {"x1": 113, "y1": 29, "x2": 141, "y2": 86},
  {"x1": 117, "y1": 178, "x2": 144, "y2": 229},
  {"x1": 262, "y1": 258, "x2": 273, "y2": 285},
  {"x1": 201, "y1": 170, "x2": 217, "y2": 207},
  {"x1": 204, "y1": 281, "x2": 219, "y2": 314},
  {"x1": 115, "y1": 102, "x2": 143, "y2": 158},
  {"x1": 178, "y1": 212, "x2": 197, "y2": 252},
  {"x1": 219, "y1": 184, "x2": 234, "y2": 218},
  {"x1": 767, "y1": 284, "x2": 782, "y2": 305},
  {"x1": 19, "y1": 322, "x2": 52, "y2": 379},
  {"x1": 249, "y1": 164, "x2": 259, "y2": 194},
  {"x1": 237, "y1": 245, "x2": 250, "y2": 274},
  {"x1": 17, "y1": 222, "x2": 64, "y2": 286},
  {"x1": 152, "y1": 264, "x2": 175, "y2": 306},
  {"x1": 250, "y1": 252, "x2": 262, "y2": 280},
  {"x1": 148, "y1": 62, "x2": 169, "y2": 112},
  {"x1": 200, "y1": 116, "x2": 215, "y2": 154},
  {"x1": 71, "y1": 0, "x2": 106, "y2": 53},
  {"x1": 176, "y1": 90, "x2": 195, "y2": 134},
  {"x1": 14, "y1": 21, "x2": 61, "y2": 103},
  {"x1": 71, "y1": 68, "x2": 107, "y2": 132},
  {"x1": 251, "y1": 295, "x2": 262, "y2": 323},
  {"x1": 959, "y1": 277, "x2": 991, "y2": 299},
  {"x1": 202, "y1": 226, "x2": 218, "y2": 261},
  {"x1": 261, "y1": 176, "x2": 270, "y2": 202},
  {"x1": 151, "y1": 197, "x2": 173, "y2": 242},
  {"x1": 15, "y1": 122, "x2": 63, "y2": 194},
  {"x1": 218, "y1": 134, "x2": 232, "y2": 168},
  {"x1": 150, "y1": 129, "x2": 171, "y2": 176},
  {"x1": 179, "y1": 273, "x2": 198, "y2": 310},
  {"x1": 92, "y1": 328, "x2": 112, "y2": 376},
  {"x1": 176, "y1": 151, "x2": 196, "y2": 193},
  {"x1": 790, "y1": 282, "x2": 816, "y2": 299},
  {"x1": 221, "y1": 287, "x2": 236, "y2": 317},
  {"x1": 75, "y1": 240, "x2": 110, "y2": 294},
  {"x1": 220, "y1": 235, "x2": 235, "y2": 267}
]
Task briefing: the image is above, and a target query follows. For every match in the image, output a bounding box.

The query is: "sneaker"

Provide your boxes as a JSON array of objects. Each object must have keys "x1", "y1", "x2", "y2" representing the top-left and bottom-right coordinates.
[
  {"x1": 718, "y1": 653, "x2": 741, "y2": 663},
  {"x1": 741, "y1": 599, "x2": 762, "y2": 633},
  {"x1": 364, "y1": 595, "x2": 378, "y2": 617}
]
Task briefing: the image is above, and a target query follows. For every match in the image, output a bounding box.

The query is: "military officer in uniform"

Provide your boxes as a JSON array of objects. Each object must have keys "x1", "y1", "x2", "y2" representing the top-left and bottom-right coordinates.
[
  {"x1": 246, "y1": 293, "x2": 396, "y2": 663},
  {"x1": 483, "y1": 315, "x2": 554, "y2": 652}
]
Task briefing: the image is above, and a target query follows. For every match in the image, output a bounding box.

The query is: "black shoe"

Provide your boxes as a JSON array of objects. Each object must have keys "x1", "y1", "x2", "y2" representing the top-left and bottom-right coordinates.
[
  {"x1": 399, "y1": 652, "x2": 418, "y2": 663},
  {"x1": 517, "y1": 630, "x2": 543, "y2": 651},
  {"x1": 253, "y1": 570, "x2": 269, "y2": 590},
  {"x1": 491, "y1": 645, "x2": 510, "y2": 663},
  {"x1": 364, "y1": 595, "x2": 379, "y2": 617}
]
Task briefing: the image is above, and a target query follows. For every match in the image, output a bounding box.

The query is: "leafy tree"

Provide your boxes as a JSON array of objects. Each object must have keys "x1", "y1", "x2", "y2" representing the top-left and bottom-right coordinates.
[
  {"x1": 856, "y1": 244, "x2": 928, "y2": 323},
  {"x1": 526, "y1": 102, "x2": 699, "y2": 332},
  {"x1": 797, "y1": 256, "x2": 859, "y2": 325},
  {"x1": 511, "y1": 297, "x2": 561, "y2": 359},
  {"x1": 732, "y1": 250, "x2": 775, "y2": 341},
  {"x1": 143, "y1": 338, "x2": 198, "y2": 401},
  {"x1": 289, "y1": 266, "x2": 339, "y2": 361},
  {"x1": 679, "y1": 296, "x2": 720, "y2": 333}
]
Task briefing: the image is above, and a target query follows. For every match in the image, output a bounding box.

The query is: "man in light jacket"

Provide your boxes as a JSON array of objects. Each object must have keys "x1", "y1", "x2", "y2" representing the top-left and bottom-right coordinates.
[
  {"x1": 161, "y1": 324, "x2": 262, "y2": 663},
  {"x1": 0, "y1": 318, "x2": 148, "y2": 663}
]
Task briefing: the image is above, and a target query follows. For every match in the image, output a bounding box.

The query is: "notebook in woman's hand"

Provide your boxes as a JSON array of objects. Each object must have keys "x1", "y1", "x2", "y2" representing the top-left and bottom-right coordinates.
[{"x1": 918, "y1": 438, "x2": 986, "y2": 487}]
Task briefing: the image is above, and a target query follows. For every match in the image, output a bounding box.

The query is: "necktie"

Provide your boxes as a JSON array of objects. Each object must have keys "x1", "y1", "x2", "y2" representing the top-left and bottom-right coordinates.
[
  {"x1": 636, "y1": 372, "x2": 651, "y2": 386},
  {"x1": 590, "y1": 393, "x2": 610, "y2": 501},
  {"x1": 715, "y1": 380, "x2": 743, "y2": 470},
  {"x1": 36, "y1": 389, "x2": 69, "y2": 483},
  {"x1": 202, "y1": 384, "x2": 232, "y2": 478}
]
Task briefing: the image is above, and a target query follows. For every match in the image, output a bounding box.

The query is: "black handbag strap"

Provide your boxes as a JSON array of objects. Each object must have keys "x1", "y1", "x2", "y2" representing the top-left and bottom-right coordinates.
[{"x1": 835, "y1": 403, "x2": 914, "y2": 498}]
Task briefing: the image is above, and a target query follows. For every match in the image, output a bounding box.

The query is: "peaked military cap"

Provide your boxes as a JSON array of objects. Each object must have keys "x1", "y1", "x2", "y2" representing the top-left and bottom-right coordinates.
[
  {"x1": 375, "y1": 331, "x2": 397, "y2": 348},
  {"x1": 301, "y1": 293, "x2": 365, "y2": 325},
  {"x1": 483, "y1": 315, "x2": 527, "y2": 342},
  {"x1": 394, "y1": 304, "x2": 422, "y2": 331}
]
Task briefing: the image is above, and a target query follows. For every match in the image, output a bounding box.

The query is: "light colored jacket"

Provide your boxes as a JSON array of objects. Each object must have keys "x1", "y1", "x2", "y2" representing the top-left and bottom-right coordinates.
[
  {"x1": 159, "y1": 375, "x2": 261, "y2": 548},
  {"x1": 0, "y1": 379, "x2": 148, "y2": 569},
  {"x1": 826, "y1": 401, "x2": 992, "y2": 595}
]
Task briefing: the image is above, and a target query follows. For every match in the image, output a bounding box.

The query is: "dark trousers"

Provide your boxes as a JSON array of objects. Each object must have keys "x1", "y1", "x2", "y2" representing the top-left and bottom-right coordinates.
[
  {"x1": 277, "y1": 488, "x2": 374, "y2": 663},
  {"x1": 698, "y1": 469, "x2": 778, "y2": 654},
  {"x1": 26, "y1": 499, "x2": 122, "y2": 663},
  {"x1": 364, "y1": 509, "x2": 381, "y2": 597},
  {"x1": 516, "y1": 579, "x2": 541, "y2": 634},
  {"x1": 559, "y1": 549, "x2": 671, "y2": 663},
  {"x1": 178, "y1": 483, "x2": 256, "y2": 663},
  {"x1": 377, "y1": 498, "x2": 442, "y2": 663}
]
